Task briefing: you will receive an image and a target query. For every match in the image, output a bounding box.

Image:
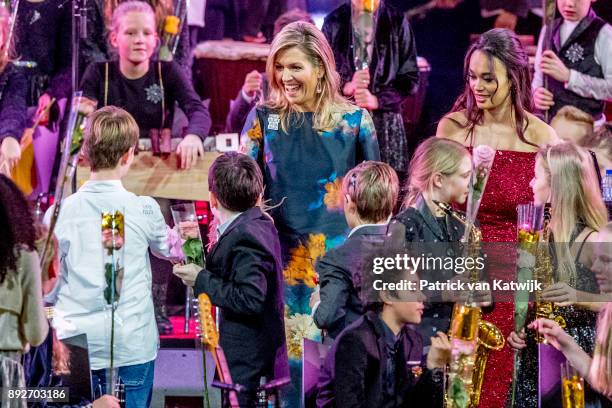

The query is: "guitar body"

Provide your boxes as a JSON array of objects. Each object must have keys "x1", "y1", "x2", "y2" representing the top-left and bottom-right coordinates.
[
  {"x1": 11, "y1": 129, "x2": 36, "y2": 195},
  {"x1": 197, "y1": 293, "x2": 241, "y2": 407}
]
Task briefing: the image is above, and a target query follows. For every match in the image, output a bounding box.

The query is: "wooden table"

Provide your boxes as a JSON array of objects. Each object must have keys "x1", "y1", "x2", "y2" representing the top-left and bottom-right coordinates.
[{"x1": 77, "y1": 152, "x2": 220, "y2": 201}]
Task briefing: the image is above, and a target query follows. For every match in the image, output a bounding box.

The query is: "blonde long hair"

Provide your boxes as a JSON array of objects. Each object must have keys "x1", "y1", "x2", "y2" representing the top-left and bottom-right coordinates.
[
  {"x1": 537, "y1": 143, "x2": 608, "y2": 283},
  {"x1": 105, "y1": 0, "x2": 172, "y2": 32},
  {"x1": 265, "y1": 21, "x2": 354, "y2": 132},
  {"x1": 109, "y1": 1, "x2": 157, "y2": 33},
  {"x1": 402, "y1": 138, "x2": 471, "y2": 209},
  {"x1": 589, "y1": 302, "x2": 612, "y2": 398}
]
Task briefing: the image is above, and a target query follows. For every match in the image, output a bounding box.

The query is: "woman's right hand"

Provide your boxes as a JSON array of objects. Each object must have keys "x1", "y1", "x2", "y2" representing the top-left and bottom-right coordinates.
[
  {"x1": 533, "y1": 87, "x2": 554, "y2": 111},
  {"x1": 507, "y1": 329, "x2": 527, "y2": 350}
]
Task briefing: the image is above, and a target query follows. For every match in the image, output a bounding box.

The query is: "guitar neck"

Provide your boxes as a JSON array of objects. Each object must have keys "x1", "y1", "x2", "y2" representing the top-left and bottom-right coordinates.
[{"x1": 209, "y1": 345, "x2": 240, "y2": 407}]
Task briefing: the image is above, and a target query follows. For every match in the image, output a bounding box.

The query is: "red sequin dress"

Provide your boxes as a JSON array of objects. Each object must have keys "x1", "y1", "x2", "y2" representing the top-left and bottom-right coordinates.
[{"x1": 475, "y1": 150, "x2": 536, "y2": 408}]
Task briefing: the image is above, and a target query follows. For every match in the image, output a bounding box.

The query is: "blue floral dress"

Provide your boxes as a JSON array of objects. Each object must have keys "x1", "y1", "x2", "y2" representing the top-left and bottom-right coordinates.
[{"x1": 240, "y1": 105, "x2": 379, "y2": 348}]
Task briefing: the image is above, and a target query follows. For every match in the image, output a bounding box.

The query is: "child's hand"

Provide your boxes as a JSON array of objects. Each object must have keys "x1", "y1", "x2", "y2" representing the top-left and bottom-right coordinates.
[
  {"x1": 528, "y1": 318, "x2": 574, "y2": 352},
  {"x1": 0, "y1": 136, "x2": 21, "y2": 170},
  {"x1": 77, "y1": 96, "x2": 97, "y2": 115},
  {"x1": 533, "y1": 87, "x2": 555, "y2": 111},
  {"x1": 173, "y1": 263, "x2": 202, "y2": 287},
  {"x1": 242, "y1": 70, "x2": 263, "y2": 99},
  {"x1": 541, "y1": 50, "x2": 570, "y2": 83},
  {"x1": 542, "y1": 282, "x2": 577, "y2": 306},
  {"x1": 427, "y1": 332, "x2": 451, "y2": 369},
  {"x1": 177, "y1": 134, "x2": 204, "y2": 170},
  {"x1": 507, "y1": 329, "x2": 526, "y2": 351}
]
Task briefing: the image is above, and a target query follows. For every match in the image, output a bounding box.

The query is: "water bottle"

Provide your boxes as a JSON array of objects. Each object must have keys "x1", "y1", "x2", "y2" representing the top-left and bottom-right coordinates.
[{"x1": 603, "y1": 169, "x2": 612, "y2": 219}]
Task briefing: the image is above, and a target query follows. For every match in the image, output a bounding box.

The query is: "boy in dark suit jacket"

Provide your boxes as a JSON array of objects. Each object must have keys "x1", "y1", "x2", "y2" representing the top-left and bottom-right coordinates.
[
  {"x1": 310, "y1": 161, "x2": 399, "y2": 340},
  {"x1": 316, "y1": 267, "x2": 450, "y2": 407},
  {"x1": 173, "y1": 152, "x2": 288, "y2": 406}
]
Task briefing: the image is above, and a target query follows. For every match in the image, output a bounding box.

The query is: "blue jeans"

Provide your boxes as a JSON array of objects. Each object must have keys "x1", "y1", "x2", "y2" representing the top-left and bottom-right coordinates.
[{"x1": 92, "y1": 360, "x2": 155, "y2": 408}]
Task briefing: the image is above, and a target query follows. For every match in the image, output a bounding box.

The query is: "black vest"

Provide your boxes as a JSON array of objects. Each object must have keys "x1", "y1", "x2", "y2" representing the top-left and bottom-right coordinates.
[{"x1": 548, "y1": 12, "x2": 606, "y2": 119}]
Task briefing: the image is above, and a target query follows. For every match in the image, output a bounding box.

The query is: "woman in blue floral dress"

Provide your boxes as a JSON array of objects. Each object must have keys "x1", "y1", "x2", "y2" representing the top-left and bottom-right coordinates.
[{"x1": 240, "y1": 21, "x2": 379, "y2": 404}]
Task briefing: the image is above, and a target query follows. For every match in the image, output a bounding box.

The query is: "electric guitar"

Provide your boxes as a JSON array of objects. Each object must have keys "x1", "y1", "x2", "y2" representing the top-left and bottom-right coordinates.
[
  {"x1": 9, "y1": 98, "x2": 56, "y2": 195},
  {"x1": 197, "y1": 293, "x2": 240, "y2": 407}
]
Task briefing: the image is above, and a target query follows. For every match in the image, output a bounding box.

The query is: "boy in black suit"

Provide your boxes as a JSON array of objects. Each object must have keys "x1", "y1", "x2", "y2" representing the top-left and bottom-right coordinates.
[
  {"x1": 173, "y1": 152, "x2": 288, "y2": 406},
  {"x1": 316, "y1": 267, "x2": 450, "y2": 407},
  {"x1": 310, "y1": 161, "x2": 399, "y2": 340}
]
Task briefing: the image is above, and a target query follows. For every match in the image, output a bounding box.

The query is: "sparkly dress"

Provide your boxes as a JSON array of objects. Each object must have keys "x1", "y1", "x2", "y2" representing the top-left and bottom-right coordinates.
[
  {"x1": 473, "y1": 150, "x2": 537, "y2": 408},
  {"x1": 513, "y1": 224, "x2": 599, "y2": 407}
]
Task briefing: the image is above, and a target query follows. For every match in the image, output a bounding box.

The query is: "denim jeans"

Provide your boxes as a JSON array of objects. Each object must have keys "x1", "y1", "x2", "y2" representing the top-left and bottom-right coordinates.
[{"x1": 92, "y1": 360, "x2": 155, "y2": 408}]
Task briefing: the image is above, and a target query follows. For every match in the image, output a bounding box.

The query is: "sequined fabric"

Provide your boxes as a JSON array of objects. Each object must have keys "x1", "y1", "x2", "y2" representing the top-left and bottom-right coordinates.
[
  {"x1": 474, "y1": 150, "x2": 536, "y2": 408},
  {"x1": 372, "y1": 111, "x2": 409, "y2": 180},
  {"x1": 513, "y1": 226, "x2": 599, "y2": 407}
]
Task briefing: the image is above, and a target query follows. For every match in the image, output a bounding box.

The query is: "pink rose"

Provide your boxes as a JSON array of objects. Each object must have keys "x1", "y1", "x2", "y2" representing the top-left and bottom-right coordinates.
[
  {"x1": 472, "y1": 144, "x2": 496, "y2": 169},
  {"x1": 178, "y1": 220, "x2": 200, "y2": 239}
]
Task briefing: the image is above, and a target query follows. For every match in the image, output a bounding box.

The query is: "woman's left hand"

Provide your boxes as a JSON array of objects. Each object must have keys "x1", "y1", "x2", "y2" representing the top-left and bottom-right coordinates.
[
  {"x1": 354, "y1": 88, "x2": 379, "y2": 111},
  {"x1": 542, "y1": 282, "x2": 577, "y2": 306},
  {"x1": 541, "y1": 50, "x2": 571, "y2": 83},
  {"x1": 176, "y1": 134, "x2": 204, "y2": 170},
  {"x1": 0, "y1": 136, "x2": 21, "y2": 171}
]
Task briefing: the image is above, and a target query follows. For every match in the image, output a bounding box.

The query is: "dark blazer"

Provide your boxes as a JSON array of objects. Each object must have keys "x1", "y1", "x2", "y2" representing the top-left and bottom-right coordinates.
[
  {"x1": 316, "y1": 311, "x2": 444, "y2": 408},
  {"x1": 393, "y1": 195, "x2": 466, "y2": 347},
  {"x1": 194, "y1": 207, "x2": 288, "y2": 390},
  {"x1": 313, "y1": 224, "x2": 389, "y2": 339}
]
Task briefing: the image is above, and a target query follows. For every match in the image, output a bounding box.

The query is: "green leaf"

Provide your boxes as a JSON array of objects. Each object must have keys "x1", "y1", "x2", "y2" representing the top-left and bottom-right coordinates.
[
  {"x1": 183, "y1": 238, "x2": 204, "y2": 267},
  {"x1": 449, "y1": 376, "x2": 470, "y2": 408}
]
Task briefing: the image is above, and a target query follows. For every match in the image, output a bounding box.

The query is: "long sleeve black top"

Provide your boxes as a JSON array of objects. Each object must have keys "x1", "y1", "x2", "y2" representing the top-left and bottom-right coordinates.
[{"x1": 80, "y1": 60, "x2": 210, "y2": 139}]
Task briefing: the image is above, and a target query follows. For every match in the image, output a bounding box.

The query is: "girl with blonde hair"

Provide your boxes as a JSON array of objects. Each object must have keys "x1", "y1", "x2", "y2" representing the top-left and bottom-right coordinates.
[
  {"x1": 240, "y1": 21, "x2": 379, "y2": 404},
  {"x1": 394, "y1": 137, "x2": 474, "y2": 348},
  {"x1": 508, "y1": 143, "x2": 608, "y2": 406},
  {"x1": 81, "y1": 0, "x2": 191, "y2": 81}
]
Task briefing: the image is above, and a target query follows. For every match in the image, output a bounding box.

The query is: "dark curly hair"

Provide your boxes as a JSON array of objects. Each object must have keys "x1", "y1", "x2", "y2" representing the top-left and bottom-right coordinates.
[
  {"x1": 450, "y1": 28, "x2": 537, "y2": 148},
  {"x1": 0, "y1": 175, "x2": 36, "y2": 284}
]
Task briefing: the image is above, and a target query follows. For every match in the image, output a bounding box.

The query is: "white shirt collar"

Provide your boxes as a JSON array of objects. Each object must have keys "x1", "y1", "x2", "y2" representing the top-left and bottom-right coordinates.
[
  {"x1": 348, "y1": 221, "x2": 388, "y2": 238},
  {"x1": 216, "y1": 211, "x2": 243, "y2": 238},
  {"x1": 560, "y1": 19, "x2": 580, "y2": 46},
  {"x1": 79, "y1": 179, "x2": 126, "y2": 192}
]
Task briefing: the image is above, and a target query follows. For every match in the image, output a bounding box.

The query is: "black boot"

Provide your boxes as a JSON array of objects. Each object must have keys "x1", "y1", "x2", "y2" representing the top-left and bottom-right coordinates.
[{"x1": 152, "y1": 283, "x2": 173, "y2": 335}]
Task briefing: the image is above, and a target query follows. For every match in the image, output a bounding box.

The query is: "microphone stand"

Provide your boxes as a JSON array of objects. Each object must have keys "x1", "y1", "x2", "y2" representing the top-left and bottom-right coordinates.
[
  {"x1": 70, "y1": 0, "x2": 88, "y2": 192},
  {"x1": 71, "y1": 0, "x2": 88, "y2": 92}
]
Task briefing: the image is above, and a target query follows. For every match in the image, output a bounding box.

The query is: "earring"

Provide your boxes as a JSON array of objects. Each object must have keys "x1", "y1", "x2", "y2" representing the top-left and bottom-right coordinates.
[{"x1": 316, "y1": 79, "x2": 322, "y2": 94}]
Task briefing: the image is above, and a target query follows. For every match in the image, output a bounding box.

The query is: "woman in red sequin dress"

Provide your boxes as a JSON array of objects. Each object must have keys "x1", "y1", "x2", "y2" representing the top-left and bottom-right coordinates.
[{"x1": 436, "y1": 29, "x2": 560, "y2": 408}]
